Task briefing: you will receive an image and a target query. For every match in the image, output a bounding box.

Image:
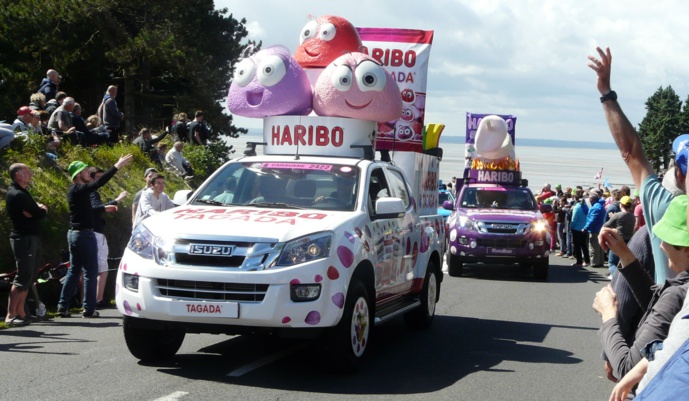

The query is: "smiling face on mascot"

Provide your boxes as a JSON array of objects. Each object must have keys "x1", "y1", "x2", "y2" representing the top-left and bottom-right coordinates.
[
  {"x1": 294, "y1": 15, "x2": 363, "y2": 68},
  {"x1": 312, "y1": 52, "x2": 402, "y2": 122},
  {"x1": 227, "y1": 46, "x2": 312, "y2": 117}
]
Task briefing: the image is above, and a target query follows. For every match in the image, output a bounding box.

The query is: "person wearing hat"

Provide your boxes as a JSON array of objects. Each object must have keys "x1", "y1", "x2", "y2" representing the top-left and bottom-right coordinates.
[
  {"x1": 13, "y1": 106, "x2": 40, "y2": 135},
  {"x1": 589, "y1": 46, "x2": 686, "y2": 285},
  {"x1": 603, "y1": 195, "x2": 636, "y2": 276},
  {"x1": 131, "y1": 167, "x2": 158, "y2": 224},
  {"x1": 584, "y1": 189, "x2": 607, "y2": 267},
  {"x1": 57, "y1": 154, "x2": 133, "y2": 318},
  {"x1": 555, "y1": 184, "x2": 563, "y2": 197},
  {"x1": 593, "y1": 195, "x2": 689, "y2": 391},
  {"x1": 536, "y1": 183, "x2": 555, "y2": 203}
]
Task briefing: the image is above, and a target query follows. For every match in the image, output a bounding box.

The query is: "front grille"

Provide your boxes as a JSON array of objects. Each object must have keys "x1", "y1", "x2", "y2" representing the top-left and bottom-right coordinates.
[
  {"x1": 486, "y1": 227, "x2": 518, "y2": 234},
  {"x1": 157, "y1": 279, "x2": 269, "y2": 302},
  {"x1": 476, "y1": 238, "x2": 526, "y2": 248},
  {"x1": 174, "y1": 254, "x2": 246, "y2": 267}
]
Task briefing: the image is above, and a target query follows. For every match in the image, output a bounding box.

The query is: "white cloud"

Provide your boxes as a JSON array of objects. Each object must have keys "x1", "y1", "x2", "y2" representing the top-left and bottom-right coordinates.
[{"x1": 217, "y1": 0, "x2": 689, "y2": 141}]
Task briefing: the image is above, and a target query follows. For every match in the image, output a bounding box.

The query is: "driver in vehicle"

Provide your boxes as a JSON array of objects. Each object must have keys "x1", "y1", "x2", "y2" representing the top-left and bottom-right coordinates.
[
  {"x1": 251, "y1": 175, "x2": 286, "y2": 204},
  {"x1": 315, "y1": 175, "x2": 355, "y2": 207}
]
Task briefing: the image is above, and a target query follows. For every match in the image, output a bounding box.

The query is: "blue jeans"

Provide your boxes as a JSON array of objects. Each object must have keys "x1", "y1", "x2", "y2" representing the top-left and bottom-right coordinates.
[
  {"x1": 566, "y1": 221, "x2": 573, "y2": 255},
  {"x1": 557, "y1": 222, "x2": 567, "y2": 253},
  {"x1": 59, "y1": 229, "x2": 98, "y2": 313}
]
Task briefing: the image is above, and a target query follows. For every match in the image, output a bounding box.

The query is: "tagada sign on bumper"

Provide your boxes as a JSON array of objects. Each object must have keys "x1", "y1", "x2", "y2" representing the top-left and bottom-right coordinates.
[{"x1": 263, "y1": 115, "x2": 376, "y2": 158}]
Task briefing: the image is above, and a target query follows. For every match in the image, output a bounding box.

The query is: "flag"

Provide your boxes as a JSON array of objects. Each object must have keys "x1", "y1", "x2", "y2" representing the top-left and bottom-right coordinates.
[{"x1": 594, "y1": 167, "x2": 603, "y2": 180}]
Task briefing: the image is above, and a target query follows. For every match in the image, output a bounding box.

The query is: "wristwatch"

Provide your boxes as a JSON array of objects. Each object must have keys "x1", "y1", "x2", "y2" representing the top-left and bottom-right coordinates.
[{"x1": 600, "y1": 90, "x2": 617, "y2": 103}]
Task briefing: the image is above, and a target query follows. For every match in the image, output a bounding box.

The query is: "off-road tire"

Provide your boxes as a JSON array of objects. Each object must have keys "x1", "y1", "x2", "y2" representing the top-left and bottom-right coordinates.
[
  {"x1": 404, "y1": 261, "x2": 439, "y2": 329},
  {"x1": 533, "y1": 258, "x2": 549, "y2": 280},
  {"x1": 328, "y1": 280, "x2": 371, "y2": 374},
  {"x1": 448, "y1": 252, "x2": 464, "y2": 277},
  {"x1": 123, "y1": 316, "x2": 185, "y2": 362}
]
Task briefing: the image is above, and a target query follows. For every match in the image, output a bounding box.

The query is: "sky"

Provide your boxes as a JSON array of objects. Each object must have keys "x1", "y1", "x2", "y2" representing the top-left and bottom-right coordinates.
[{"x1": 215, "y1": 0, "x2": 689, "y2": 142}]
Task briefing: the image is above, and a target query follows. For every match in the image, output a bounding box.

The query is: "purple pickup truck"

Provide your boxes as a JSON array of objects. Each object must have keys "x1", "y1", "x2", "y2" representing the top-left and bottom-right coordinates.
[{"x1": 443, "y1": 170, "x2": 551, "y2": 279}]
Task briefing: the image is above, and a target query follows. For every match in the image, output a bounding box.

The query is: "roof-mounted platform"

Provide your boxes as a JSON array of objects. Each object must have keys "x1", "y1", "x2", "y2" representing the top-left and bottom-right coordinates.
[
  {"x1": 464, "y1": 169, "x2": 526, "y2": 187},
  {"x1": 263, "y1": 116, "x2": 376, "y2": 159}
]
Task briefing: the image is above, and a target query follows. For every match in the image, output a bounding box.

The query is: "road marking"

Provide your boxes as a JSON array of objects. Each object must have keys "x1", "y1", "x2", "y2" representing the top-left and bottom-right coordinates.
[
  {"x1": 226, "y1": 342, "x2": 309, "y2": 377},
  {"x1": 152, "y1": 391, "x2": 189, "y2": 401}
]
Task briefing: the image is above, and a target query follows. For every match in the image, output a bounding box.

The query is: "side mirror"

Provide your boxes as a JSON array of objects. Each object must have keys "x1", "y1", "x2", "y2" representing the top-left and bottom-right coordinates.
[
  {"x1": 539, "y1": 203, "x2": 553, "y2": 213},
  {"x1": 375, "y1": 197, "x2": 405, "y2": 219},
  {"x1": 173, "y1": 190, "x2": 193, "y2": 206},
  {"x1": 442, "y1": 200, "x2": 455, "y2": 211}
]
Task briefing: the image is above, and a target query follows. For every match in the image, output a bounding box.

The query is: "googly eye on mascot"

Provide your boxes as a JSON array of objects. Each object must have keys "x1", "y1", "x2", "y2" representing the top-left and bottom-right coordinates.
[
  {"x1": 471, "y1": 115, "x2": 519, "y2": 171},
  {"x1": 227, "y1": 45, "x2": 312, "y2": 118}
]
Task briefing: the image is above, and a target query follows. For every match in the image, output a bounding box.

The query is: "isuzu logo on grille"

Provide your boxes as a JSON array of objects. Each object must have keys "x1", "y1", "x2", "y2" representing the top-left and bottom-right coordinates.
[
  {"x1": 492, "y1": 224, "x2": 513, "y2": 229},
  {"x1": 189, "y1": 244, "x2": 234, "y2": 256}
]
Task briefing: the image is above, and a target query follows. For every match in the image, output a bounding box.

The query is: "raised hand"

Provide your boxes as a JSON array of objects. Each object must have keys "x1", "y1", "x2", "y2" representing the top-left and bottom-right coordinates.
[{"x1": 587, "y1": 46, "x2": 612, "y2": 95}]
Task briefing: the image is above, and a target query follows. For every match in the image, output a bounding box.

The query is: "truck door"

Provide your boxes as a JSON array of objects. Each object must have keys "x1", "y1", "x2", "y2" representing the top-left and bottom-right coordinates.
[
  {"x1": 385, "y1": 168, "x2": 418, "y2": 294},
  {"x1": 368, "y1": 167, "x2": 413, "y2": 302}
]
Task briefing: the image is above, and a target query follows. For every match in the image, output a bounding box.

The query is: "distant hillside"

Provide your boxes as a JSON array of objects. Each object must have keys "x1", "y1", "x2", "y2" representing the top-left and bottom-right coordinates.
[{"x1": 440, "y1": 135, "x2": 618, "y2": 150}]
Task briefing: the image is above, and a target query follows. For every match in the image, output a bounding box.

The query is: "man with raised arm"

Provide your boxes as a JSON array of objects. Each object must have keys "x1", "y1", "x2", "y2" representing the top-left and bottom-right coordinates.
[
  {"x1": 588, "y1": 46, "x2": 684, "y2": 284},
  {"x1": 57, "y1": 154, "x2": 133, "y2": 318}
]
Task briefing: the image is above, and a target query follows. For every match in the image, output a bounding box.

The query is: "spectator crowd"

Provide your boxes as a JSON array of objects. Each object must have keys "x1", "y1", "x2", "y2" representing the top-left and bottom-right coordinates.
[
  {"x1": 3, "y1": 69, "x2": 212, "y2": 324},
  {"x1": 6, "y1": 48, "x2": 689, "y2": 400}
]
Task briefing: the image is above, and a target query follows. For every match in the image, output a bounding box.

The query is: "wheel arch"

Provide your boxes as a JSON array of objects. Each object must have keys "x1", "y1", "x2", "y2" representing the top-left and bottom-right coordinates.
[{"x1": 350, "y1": 259, "x2": 375, "y2": 313}]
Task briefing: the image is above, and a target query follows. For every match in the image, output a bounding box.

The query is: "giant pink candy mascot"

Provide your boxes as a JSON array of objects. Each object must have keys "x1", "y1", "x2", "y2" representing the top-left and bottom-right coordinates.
[
  {"x1": 227, "y1": 46, "x2": 312, "y2": 117},
  {"x1": 294, "y1": 15, "x2": 363, "y2": 68},
  {"x1": 312, "y1": 52, "x2": 402, "y2": 122}
]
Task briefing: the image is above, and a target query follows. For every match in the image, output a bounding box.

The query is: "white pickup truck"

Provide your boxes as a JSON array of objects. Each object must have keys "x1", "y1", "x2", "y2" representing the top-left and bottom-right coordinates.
[{"x1": 116, "y1": 116, "x2": 445, "y2": 371}]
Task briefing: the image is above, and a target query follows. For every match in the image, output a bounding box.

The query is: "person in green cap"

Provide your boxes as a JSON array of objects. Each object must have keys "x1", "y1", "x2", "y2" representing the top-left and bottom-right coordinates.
[
  {"x1": 57, "y1": 154, "x2": 133, "y2": 318},
  {"x1": 592, "y1": 194, "x2": 689, "y2": 390}
]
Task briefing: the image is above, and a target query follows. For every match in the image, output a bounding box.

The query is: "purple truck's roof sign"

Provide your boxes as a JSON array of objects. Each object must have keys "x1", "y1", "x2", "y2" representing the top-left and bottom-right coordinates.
[{"x1": 468, "y1": 169, "x2": 522, "y2": 185}]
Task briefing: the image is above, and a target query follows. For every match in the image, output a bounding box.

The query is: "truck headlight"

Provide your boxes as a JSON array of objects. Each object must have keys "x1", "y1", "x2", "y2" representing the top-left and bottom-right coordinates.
[
  {"x1": 128, "y1": 224, "x2": 154, "y2": 259},
  {"x1": 273, "y1": 232, "x2": 333, "y2": 268},
  {"x1": 531, "y1": 220, "x2": 548, "y2": 233},
  {"x1": 128, "y1": 224, "x2": 174, "y2": 265},
  {"x1": 458, "y1": 216, "x2": 477, "y2": 231}
]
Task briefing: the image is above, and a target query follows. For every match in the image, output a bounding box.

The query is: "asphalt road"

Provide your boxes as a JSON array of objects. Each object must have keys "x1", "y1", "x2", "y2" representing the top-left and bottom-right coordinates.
[{"x1": 0, "y1": 256, "x2": 615, "y2": 401}]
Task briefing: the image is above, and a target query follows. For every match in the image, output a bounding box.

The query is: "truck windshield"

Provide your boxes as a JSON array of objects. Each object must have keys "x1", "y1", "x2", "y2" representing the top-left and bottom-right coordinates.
[
  {"x1": 192, "y1": 161, "x2": 359, "y2": 211},
  {"x1": 460, "y1": 187, "x2": 536, "y2": 210}
]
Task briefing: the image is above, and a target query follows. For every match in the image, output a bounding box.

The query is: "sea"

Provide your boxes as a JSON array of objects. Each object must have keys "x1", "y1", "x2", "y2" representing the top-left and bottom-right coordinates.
[{"x1": 223, "y1": 131, "x2": 635, "y2": 194}]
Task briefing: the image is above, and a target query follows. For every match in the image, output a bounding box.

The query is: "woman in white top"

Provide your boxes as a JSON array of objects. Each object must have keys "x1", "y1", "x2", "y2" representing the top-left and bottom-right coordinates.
[{"x1": 133, "y1": 174, "x2": 175, "y2": 227}]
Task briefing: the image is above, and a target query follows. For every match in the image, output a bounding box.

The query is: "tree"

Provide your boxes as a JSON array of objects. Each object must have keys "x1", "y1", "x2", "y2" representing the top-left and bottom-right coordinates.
[
  {"x1": 679, "y1": 94, "x2": 689, "y2": 136},
  {"x1": 0, "y1": 0, "x2": 252, "y2": 139},
  {"x1": 637, "y1": 86, "x2": 682, "y2": 173}
]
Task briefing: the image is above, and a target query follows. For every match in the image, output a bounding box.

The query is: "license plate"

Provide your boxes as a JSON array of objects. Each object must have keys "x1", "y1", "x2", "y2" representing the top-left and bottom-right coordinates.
[
  {"x1": 170, "y1": 301, "x2": 239, "y2": 318},
  {"x1": 489, "y1": 248, "x2": 514, "y2": 255}
]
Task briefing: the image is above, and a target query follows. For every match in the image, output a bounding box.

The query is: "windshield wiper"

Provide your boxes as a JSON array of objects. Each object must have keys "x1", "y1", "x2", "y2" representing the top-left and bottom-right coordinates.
[
  {"x1": 244, "y1": 202, "x2": 305, "y2": 209},
  {"x1": 196, "y1": 199, "x2": 228, "y2": 206}
]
